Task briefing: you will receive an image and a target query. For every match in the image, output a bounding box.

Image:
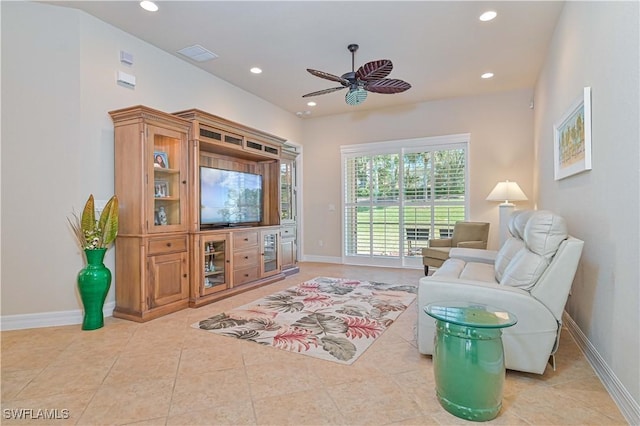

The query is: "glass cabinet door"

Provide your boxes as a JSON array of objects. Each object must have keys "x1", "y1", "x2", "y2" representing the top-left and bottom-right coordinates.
[
  {"x1": 261, "y1": 229, "x2": 279, "y2": 277},
  {"x1": 149, "y1": 125, "x2": 187, "y2": 233},
  {"x1": 280, "y1": 157, "x2": 296, "y2": 223},
  {"x1": 202, "y1": 235, "x2": 229, "y2": 295}
]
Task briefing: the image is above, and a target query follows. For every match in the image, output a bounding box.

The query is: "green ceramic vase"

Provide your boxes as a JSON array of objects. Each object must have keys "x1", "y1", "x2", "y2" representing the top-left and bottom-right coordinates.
[{"x1": 77, "y1": 248, "x2": 111, "y2": 330}]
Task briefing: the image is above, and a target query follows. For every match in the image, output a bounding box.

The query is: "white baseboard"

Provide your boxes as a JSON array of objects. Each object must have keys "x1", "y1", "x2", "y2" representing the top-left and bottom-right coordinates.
[
  {"x1": 300, "y1": 255, "x2": 342, "y2": 264},
  {"x1": 0, "y1": 302, "x2": 116, "y2": 331},
  {"x1": 563, "y1": 312, "x2": 639, "y2": 425}
]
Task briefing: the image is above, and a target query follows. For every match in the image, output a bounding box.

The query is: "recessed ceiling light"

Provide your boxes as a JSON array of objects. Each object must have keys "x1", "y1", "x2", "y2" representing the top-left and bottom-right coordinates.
[
  {"x1": 479, "y1": 11, "x2": 497, "y2": 21},
  {"x1": 250, "y1": 67, "x2": 262, "y2": 74},
  {"x1": 481, "y1": 72, "x2": 494, "y2": 79},
  {"x1": 307, "y1": 101, "x2": 316, "y2": 107},
  {"x1": 140, "y1": 1, "x2": 158, "y2": 12}
]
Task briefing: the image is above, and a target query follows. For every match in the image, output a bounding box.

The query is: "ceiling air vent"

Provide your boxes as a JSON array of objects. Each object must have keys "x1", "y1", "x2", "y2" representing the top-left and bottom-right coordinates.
[{"x1": 177, "y1": 45, "x2": 218, "y2": 62}]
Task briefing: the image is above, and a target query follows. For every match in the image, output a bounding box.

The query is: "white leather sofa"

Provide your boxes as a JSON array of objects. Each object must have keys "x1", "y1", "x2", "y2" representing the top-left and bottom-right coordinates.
[{"x1": 417, "y1": 210, "x2": 584, "y2": 374}]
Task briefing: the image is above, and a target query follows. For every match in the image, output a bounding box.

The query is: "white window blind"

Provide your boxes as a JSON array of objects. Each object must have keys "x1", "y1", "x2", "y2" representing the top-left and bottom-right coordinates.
[{"x1": 342, "y1": 135, "x2": 468, "y2": 267}]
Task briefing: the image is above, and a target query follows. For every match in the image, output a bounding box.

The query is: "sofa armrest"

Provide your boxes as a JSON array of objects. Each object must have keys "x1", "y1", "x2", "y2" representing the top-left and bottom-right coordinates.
[
  {"x1": 456, "y1": 240, "x2": 486, "y2": 249},
  {"x1": 417, "y1": 276, "x2": 560, "y2": 375},
  {"x1": 418, "y1": 277, "x2": 558, "y2": 336},
  {"x1": 449, "y1": 248, "x2": 497, "y2": 264},
  {"x1": 429, "y1": 238, "x2": 452, "y2": 247}
]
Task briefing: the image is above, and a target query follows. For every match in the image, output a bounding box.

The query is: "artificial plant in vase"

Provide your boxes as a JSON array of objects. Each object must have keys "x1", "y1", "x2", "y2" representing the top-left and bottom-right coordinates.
[{"x1": 68, "y1": 194, "x2": 118, "y2": 330}]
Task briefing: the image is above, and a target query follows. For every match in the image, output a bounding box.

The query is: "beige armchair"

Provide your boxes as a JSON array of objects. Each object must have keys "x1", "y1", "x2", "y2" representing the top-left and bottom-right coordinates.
[{"x1": 422, "y1": 221, "x2": 490, "y2": 275}]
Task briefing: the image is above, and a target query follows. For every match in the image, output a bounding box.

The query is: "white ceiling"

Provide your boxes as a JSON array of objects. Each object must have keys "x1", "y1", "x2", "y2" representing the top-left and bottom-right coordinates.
[{"x1": 49, "y1": 1, "x2": 564, "y2": 118}]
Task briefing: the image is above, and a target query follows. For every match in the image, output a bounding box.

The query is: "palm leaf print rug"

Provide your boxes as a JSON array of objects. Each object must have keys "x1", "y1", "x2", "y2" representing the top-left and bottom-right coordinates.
[{"x1": 192, "y1": 277, "x2": 417, "y2": 365}]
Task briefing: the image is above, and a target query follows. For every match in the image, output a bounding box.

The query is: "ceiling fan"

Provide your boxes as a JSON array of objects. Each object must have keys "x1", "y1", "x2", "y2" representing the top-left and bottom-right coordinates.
[{"x1": 303, "y1": 44, "x2": 411, "y2": 106}]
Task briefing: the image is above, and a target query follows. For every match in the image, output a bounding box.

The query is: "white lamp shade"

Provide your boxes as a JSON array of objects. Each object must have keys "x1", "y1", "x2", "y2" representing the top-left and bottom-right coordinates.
[{"x1": 486, "y1": 180, "x2": 528, "y2": 204}]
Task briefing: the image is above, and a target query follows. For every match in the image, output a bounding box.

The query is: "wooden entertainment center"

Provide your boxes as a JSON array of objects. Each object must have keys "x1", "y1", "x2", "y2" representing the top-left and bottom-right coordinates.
[{"x1": 109, "y1": 105, "x2": 298, "y2": 322}]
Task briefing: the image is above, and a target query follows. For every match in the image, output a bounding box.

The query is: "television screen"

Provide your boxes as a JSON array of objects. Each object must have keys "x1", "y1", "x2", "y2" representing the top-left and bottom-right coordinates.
[{"x1": 200, "y1": 167, "x2": 263, "y2": 226}]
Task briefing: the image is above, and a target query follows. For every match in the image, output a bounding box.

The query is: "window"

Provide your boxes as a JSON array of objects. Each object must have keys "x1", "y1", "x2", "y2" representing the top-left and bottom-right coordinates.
[{"x1": 342, "y1": 134, "x2": 469, "y2": 268}]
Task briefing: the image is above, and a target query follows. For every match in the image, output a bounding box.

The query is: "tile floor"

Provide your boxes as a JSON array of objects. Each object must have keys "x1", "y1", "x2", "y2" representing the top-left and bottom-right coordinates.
[{"x1": 1, "y1": 263, "x2": 627, "y2": 425}]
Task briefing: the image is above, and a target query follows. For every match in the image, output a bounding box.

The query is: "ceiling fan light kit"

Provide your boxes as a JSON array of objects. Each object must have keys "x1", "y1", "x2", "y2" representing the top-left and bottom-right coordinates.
[
  {"x1": 345, "y1": 87, "x2": 368, "y2": 106},
  {"x1": 303, "y1": 43, "x2": 411, "y2": 106}
]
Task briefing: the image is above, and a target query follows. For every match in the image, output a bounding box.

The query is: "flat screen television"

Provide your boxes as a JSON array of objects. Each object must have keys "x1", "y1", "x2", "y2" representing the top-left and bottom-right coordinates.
[{"x1": 200, "y1": 166, "x2": 263, "y2": 227}]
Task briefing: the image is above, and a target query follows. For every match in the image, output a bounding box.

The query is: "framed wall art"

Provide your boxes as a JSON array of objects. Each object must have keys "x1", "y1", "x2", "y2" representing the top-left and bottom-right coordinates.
[{"x1": 553, "y1": 87, "x2": 592, "y2": 180}]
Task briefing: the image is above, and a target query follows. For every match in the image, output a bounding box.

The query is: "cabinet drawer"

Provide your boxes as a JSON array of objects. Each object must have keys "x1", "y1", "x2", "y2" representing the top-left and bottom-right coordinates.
[
  {"x1": 233, "y1": 231, "x2": 258, "y2": 249},
  {"x1": 234, "y1": 267, "x2": 259, "y2": 286},
  {"x1": 148, "y1": 236, "x2": 188, "y2": 255},
  {"x1": 281, "y1": 225, "x2": 296, "y2": 239},
  {"x1": 233, "y1": 248, "x2": 258, "y2": 269}
]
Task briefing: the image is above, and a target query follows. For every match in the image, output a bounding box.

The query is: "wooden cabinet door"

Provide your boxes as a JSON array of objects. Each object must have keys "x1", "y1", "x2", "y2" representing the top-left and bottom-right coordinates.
[{"x1": 148, "y1": 251, "x2": 188, "y2": 308}]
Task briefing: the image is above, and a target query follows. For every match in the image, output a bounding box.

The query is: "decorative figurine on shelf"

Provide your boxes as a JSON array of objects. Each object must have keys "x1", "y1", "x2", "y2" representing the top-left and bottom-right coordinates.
[{"x1": 157, "y1": 206, "x2": 168, "y2": 225}]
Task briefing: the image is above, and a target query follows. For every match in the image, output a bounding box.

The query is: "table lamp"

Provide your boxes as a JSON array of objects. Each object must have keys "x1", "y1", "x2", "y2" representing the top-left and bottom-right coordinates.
[{"x1": 486, "y1": 180, "x2": 528, "y2": 246}]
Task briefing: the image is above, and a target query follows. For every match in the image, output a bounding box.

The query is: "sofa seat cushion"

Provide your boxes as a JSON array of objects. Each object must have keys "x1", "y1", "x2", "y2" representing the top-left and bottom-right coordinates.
[
  {"x1": 431, "y1": 258, "x2": 498, "y2": 284},
  {"x1": 432, "y1": 258, "x2": 466, "y2": 278},
  {"x1": 460, "y1": 262, "x2": 498, "y2": 283},
  {"x1": 423, "y1": 246, "x2": 451, "y2": 261}
]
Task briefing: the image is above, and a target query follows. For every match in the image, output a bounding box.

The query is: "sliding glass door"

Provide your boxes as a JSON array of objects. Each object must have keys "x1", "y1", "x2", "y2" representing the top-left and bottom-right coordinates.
[{"x1": 342, "y1": 135, "x2": 468, "y2": 268}]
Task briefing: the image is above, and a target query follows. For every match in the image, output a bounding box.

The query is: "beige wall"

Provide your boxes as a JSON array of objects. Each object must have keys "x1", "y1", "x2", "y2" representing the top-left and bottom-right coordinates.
[
  {"x1": 1, "y1": 2, "x2": 302, "y2": 316},
  {"x1": 534, "y1": 2, "x2": 639, "y2": 405},
  {"x1": 300, "y1": 89, "x2": 535, "y2": 260}
]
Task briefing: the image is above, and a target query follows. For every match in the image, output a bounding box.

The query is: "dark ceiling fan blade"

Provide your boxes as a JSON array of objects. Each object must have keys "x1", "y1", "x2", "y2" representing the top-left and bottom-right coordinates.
[
  {"x1": 302, "y1": 86, "x2": 347, "y2": 98},
  {"x1": 307, "y1": 69, "x2": 349, "y2": 86},
  {"x1": 356, "y1": 60, "x2": 393, "y2": 81},
  {"x1": 364, "y1": 79, "x2": 412, "y2": 94}
]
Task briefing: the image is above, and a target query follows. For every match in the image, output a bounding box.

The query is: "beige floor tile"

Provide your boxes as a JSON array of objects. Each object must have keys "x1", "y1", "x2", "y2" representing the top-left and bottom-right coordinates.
[
  {"x1": 169, "y1": 367, "x2": 252, "y2": 417},
  {"x1": 358, "y1": 337, "x2": 426, "y2": 375},
  {"x1": 103, "y1": 348, "x2": 181, "y2": 385},
  {"x1": 253, "y1": 388, "x2": 345, "y2": 425},
  {"x1": 16, "y1": 358, "x2": 114, "y2": 400},
  {"x1": 0, "y1": 346, "x2": 65, "y2": 373},
  {"x1": 1, "y1": 390, "x2": 95, "y2": 425},
  {"x1": 1, "y1": 369, "x2": 42, "y2": 400},
  {"x1": 122, "y1": 417, "x2": 168, "y2": 425},
  {"x1": 77, "y1": 378, "x2": 174, "y2": 425},
  {"x1": 304, "y1": 356, "x2": 384, "y2": 387},
  {"x1": 549, "y1": 376, "x2": 629, "y2": 423},
  {"x1": 327, "y1": 375, "x2": 423, "y2": 425},
  {"x1": 245, "y1": 358, "x2": 319, "y2": 400},
  {"x1": 167, "y1": 401, "x2": 256, "y2": 425}
]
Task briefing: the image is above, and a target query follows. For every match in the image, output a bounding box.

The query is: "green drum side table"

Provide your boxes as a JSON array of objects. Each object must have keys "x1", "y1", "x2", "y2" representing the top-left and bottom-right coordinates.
[{"x1": 424, "y1": 302, "x2": 517, "y2": 422}]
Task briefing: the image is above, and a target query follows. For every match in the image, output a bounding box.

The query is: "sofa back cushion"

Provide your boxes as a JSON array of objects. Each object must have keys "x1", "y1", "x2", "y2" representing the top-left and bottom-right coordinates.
[
  {"x1": 499, "y1": 210, "x2": 568, "y2": 290},
  {"x1": 494, "y1": 237, "x2": 525, "y2": 281},
  {"x1": 512, "y1": 210, "x2": 535, "y2": 239},
  {"x1": 523, "y1": 210, "x2": 568, "y2": 259},
  {"x1": 494, "y1": 210, "x2": 533, "y2": 281}
]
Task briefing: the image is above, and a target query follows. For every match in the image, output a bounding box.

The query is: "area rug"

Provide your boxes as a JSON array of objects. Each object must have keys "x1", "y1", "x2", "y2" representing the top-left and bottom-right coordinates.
[{"x1": 192, "y1": 277, "x2": 417, "y2": 365}]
